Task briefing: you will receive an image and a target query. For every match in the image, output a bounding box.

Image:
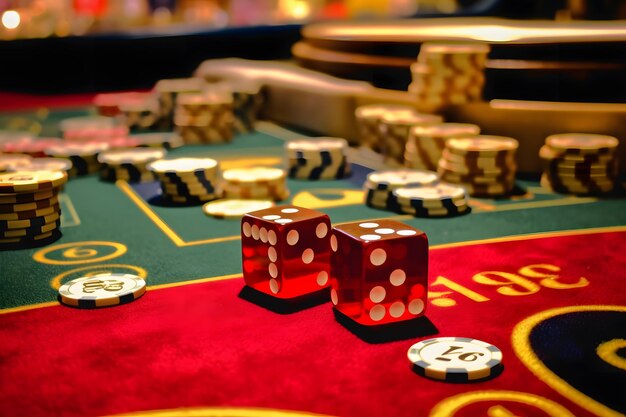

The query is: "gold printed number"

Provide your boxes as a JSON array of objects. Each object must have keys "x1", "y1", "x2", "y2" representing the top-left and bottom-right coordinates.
[
  {"x1": 437, "y1": 346, "x2": 484, "y2": 362},
  {"x1": 429, "y1": 276, "x2": 490, "y2": 307},
  {"x1": 518, "y1": 264, "x2": 589, "y2": 290},
  {"x1": 82, "y1": 279, "x2": 125, "y2": 293},
  {"x1": 473, "y1": 271, "x2": 540, "y2": 296}
]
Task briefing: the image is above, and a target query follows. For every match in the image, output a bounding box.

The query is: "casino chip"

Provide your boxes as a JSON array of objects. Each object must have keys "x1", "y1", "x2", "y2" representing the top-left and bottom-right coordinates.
[
  {"x1": 285, "y1": 137, "x2": 350, "y2": 180},
  {"x1": 405, "y1": 123, "x2": 480, "y2": 171},
  {"x1": 203, "y1": 199, "x2": 274, "y2": 219},
  {"x1": 58, "y1": 273, "x2": 146, "y2": 308},
  {"x1": 0, "y1": 154, "x2": 32, "y2": 172},
  {"x1": 392, "y1": 182, "x2": 470, "y2": 217},
  {"x1": 222, "y1": 167, "x2": 289, "y2": 201},
  {"x1": 0, "y1": 171, "x2": 68, "y2": 193},
  {"x1": 98, "y1": 148, "x2": 166, "y2": 183},
  {"x1": 11, "y1": 158, "x2": 72, "y2": 174},
  {"x1": 354, "y1": 104, "x2": 418, "y2": 150},
  {"x1": 438, "y1": 135, "x2": 518, "y2": 197},
  {"x1": 407, "y1": 337, "x2": 503, "y2": 382},
  {"x1": 148, "y1": 157, "x2": 221, "y2": 204},
  {"x1": 539, "y1": 133, "x2": 620, "y2": 195},
  {"x1": 363, "y1": 169, "x2": 439, "y2": 212}
]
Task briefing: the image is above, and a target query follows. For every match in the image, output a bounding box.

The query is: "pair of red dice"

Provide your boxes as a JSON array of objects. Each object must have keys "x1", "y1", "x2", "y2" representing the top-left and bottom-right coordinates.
[{"x1": 241, "y1": 206, "x2": 428, "y2": 326}]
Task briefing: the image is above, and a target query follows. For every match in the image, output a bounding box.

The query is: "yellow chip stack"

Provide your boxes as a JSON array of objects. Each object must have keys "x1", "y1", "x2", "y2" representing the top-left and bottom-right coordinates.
[
  {"x1": 174, "y1": 90, "x2": 235, "y2": 145},
  {"x1": 378, "y1": 109, "x2": 442, "y2": 167},
  {"x1": 438, "y1": 135, "x2": 518, "y2": 197},
  {"x1": 539, "y1": 133, "x2": 619, "y2": 195},
  {"x1": 222, "y1": 167, "x2": 289, "y2": 201},
  {"x1": 354, "y1": 104, "x2": 418, "y2": 151},
  {"x1": 154, "y1": 77, "x2": 207, "y2": 127},
  {"x1": 409, "y1": 42, "x2": 490, "y2": 113},
  {"x1": 405, "y1": 123, "x2": 481, "y2": 171}
]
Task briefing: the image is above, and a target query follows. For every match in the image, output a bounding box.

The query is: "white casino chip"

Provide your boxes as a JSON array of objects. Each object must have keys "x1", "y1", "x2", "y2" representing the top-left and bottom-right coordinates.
[
  {"x1": 98, "y1": 148, "x2": 166, "y2": 164},
  {"x1": 203, "y1": 199, "x2": 274, "y2": 219},
  {"x1": 58, "y1": 273, "x2": 146, "y2": 309},
  {"x1": 394, "y1": 183, "x2": 466, "y2": 202},
  {"x1": 147, "y1": 157, "x2": 218, "y2": 174},
  {"x1": 408, "y1": 337, "x2": 503, "y2": 381},
  {"x1": 367, "y1": 169, "x2": 439, "y2": 190}
]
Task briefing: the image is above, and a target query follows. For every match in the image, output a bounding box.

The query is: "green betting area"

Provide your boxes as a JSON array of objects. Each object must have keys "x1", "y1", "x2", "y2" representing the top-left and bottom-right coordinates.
[{"x1": 1, "y1": 107, "x2": 626, "y2": 310}]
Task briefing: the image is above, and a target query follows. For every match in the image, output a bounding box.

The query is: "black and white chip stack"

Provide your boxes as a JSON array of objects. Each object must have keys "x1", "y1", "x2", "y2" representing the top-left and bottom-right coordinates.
[
  {"x1": 405, "y1": 123, "x2": 480, "y2": 171},
  {"x1": 539, "y1": 133, "x2": 620, "y2": 195},
  {"x1": 231, "y1": 83, "x2": 264, "y2": 134},
  {"x1": 98, "y1": 148, "x2": 166, "y2": 183},
  {"x1": 409, "y1": 42, "x2": 489, "y2": 113},
  {"x1": 0, "y1": 170, "x2": 67, "y2": 250},
  {"x1": 174, "y1": 90, "x2": 235, "y2": 145},
  {"x1": 354, "y1": 104, "x2": 418, "y2": 151},
  {"x1": 437, "y1": 136, "x2": 518, "y2": 197},
  {"x1": 363, "y1": 169, "x2": 439, "y2": 211},
  {"x1": 379, "y1": 109, "x2": 443, "y2": 167},
  {"x1": 391, "y1": 182, "x2": 470, "y2": 217},
  {"x1": 46, "y1": 142, "x2": 110, "y2": 177},
  {"x1": 285, "y1": 137, "x2": 350, "y2": 180},
  {"x1": 147, "y1": 157, "x2": 221, "y2": 205}
]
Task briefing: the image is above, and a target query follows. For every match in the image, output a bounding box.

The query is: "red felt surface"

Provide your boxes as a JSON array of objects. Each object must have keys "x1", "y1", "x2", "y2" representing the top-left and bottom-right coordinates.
[{"x1": 1, "y1": 231, "x2": 624, "y2": 417}]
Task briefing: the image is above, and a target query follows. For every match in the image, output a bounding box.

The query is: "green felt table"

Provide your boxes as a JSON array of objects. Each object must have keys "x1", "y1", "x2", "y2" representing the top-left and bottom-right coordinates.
[{"x1": 0, "y1": 103, "x2": 625, "y2": 417}]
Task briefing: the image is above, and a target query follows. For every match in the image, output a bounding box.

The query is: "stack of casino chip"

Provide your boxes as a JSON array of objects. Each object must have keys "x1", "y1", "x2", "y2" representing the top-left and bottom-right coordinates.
[
  {"x1": 363, "y1": 169, "x2": 439, "y2": 211},
  {"x1": 409, "y1": 42, "x2": 489, "y2": 112},
  {"x1": 147, "y1": 158, "x2": 221, "y2": 205},
  {"x1": 0, "y1": 170, "x2": 67, "y2": 250},
  {"x1": 438, "y1": 136, "x2": 518, "y2": 197},
  {"x1": 354, "y1": 104, "x2": 418, "y2": 150},
  {"x1": 231, "y1": 83, "x2": 264, "y2": 134},
  {"x1": 222, "y1": 167, "x2": 289, "y2": 201},
  {"x1": 98, "y1": 148, "x2": 166, "y2": 183},
  {"x1": 285, "y1": 137, "x2": 350, "y2": 180},
  {"x1": 46, "y1": 142, "x2": 109, "y2": 177},
  {"x1": 405, "y1": 123, "x2": 480, "y2": 171},
  {"x1": 132, "y1": 133, "x2": 184, "y2": 150},
  {"x1": 118, "y1": 94, "x2": 163, "y2": 132},
  {"x1": 154, "y1": 77, "x2": 207, "y2": 127},
  {"x1": 378, "y1": 109, "x2": 443, "y2": 167},
  {"x1": 539, "y1": 133, "x2": 619, "y2": 195},
  {"x1": 174, "y1": 91, "x2": 235, "y2": 144},
  {"x1": 391, "y1": 182, "x2": 470, "y2": 217}
]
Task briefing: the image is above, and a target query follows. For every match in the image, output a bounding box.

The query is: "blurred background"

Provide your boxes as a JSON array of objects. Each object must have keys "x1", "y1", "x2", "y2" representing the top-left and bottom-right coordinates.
[{"x1": 1, "y1": 0, "x2": 625, "y2": 40}]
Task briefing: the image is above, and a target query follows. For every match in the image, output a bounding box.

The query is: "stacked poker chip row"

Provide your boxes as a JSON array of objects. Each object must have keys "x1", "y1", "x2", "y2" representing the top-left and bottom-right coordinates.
[
  {"x1": 174, "y1": 91, "x2": 235, "y2": 145},
  {"x1": 46, "y1": 142, "x2": 109, "y2": 177},
  {"x1": 364, "y1": 169, "x2": 438, "y2": 211},
  {"x1": 0, "y1": 170, "x2": 67, "y2": 250},
  {"x1": 285, "y1": 137, "x2": 350, "y2": 180},
  {"x1": 60, "y1": 116, "x2": 129, "y2": 142},
  {"x1": 378, "y1": 109, "x2": 443, "y2": 167},
  {"x1": 155, "y1": 77, "x2": 207, "y2": 128},
  {"x1": 231, "y1": 83, "x2": 264, "y2": 134},
  {"x1": 438, "y1": 136, "x2": 519, "y2": 197},
  {"x1": 0, "y1": 137, "x2": 64, "y2": 157},
  {"x1": 131, "y1": 133, "x2": 184, "y2": 150},
  {"x1": 539, "y1": 133, "x2": 620, "y2": 195},
  {"x1": 222, "y1": 167, "x2": 289, "y2": 201},
  {"x1": 409, "y1": 42, "x2": 490, "y2": 113},
  {"x1": 391, "y1": 183, "x2": 470, "y2": 217},
  {"x1": 97, "y1": 148, "x2": 166, "y2": 183},
  {"x1": 147, "y1": 158, "x2": 222, "y2": 205},
  {"x1": 94, "y1": 92, "x2": 154, "y2": 117},
  {"x1": 354, "y1": 104, "x2": 418, "y2": 151},
  {"x1": 405, "y1": 123, "x2": 481, "y2": 171}
]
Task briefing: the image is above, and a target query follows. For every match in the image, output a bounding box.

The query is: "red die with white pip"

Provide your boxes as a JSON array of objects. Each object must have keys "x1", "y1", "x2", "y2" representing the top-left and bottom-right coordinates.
[
  {"x1": 330, "y1": 220, "x2": 428, "y2": 325},
  {"x1": 241, "y1": 205, "x2": 331, "y2": 299}
]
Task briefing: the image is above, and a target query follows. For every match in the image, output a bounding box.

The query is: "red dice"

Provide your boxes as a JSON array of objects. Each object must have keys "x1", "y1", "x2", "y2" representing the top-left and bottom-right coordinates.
[
  {"x1": 241, "y1": 205, "x2": 331, "y2": 299},
  {"x1": 330, "y1": 220, "x2": 428, "y2": 326}
]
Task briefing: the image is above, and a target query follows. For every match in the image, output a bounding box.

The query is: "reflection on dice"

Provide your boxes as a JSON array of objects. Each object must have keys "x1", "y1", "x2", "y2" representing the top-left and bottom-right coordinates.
[
  {"x1": 330, "y1": 220, "x2": 428, "y2": 326},
  {"x1": 241, "y1": 205, "x2": 331, "y2": 299}
]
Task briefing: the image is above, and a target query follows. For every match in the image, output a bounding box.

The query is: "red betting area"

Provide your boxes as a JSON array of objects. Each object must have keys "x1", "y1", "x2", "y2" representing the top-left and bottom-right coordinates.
[{"x1": 1, "y1": 229, "x2": 625, "y2": 417}]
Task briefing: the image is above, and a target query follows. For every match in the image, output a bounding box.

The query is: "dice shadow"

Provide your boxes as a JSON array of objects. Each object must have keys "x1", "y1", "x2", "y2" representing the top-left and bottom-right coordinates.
[
  {"x1": 239, "y1": 285, "x2": 330, "y2": 314},
  {"x1": 333, "y1": 309, "x2": 439, "y2": 344}
]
